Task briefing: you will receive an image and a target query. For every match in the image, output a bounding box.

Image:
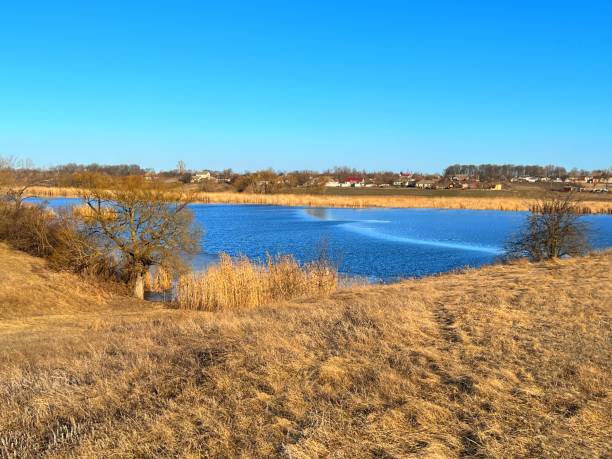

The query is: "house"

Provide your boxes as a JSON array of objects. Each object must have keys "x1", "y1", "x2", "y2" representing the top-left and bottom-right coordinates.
[
  {"x1": 191, "y1": 171, "x2": 212, "y2": 183},
  {"x1": 342, "y1": 176, "x2": 365, "y2": 187},
  {"x1": 416, "y1": 180, "x2": 436, "y2": 189},
  {"x1": 325, "y1": 180, "x2": 341, "y2": 188},
  {"x1": 441, "y1": 180, "x2": 460, "y2": 189},
  {"x1": 394, "y1": 174, "x2": 417, "y2": 187}
]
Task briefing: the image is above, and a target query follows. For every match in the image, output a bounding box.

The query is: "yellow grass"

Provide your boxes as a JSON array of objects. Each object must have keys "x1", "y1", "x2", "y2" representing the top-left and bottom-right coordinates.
[
  {"x1": 71, "y1": 203, "x2": 116, "y2": 221},
  {"x1": 144, "y1": 266, "x2": 173, "y2": 293},
  {"x1": 176, "y1": 253, "x2": 338, "y2": 311},
  {"x1": 1, "y1": 243, "x2": 611, "y2": 457},
  {"x1": 27, "y1": 186, "x2": 612, "y2": 213}
]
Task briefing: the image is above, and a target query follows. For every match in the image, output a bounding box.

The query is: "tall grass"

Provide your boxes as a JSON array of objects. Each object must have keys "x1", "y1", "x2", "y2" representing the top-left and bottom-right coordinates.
[
  {"x1": 176, "y1": 253, "x2": 338, "y2": 311},
  {"x1": 143, "y1": 266, "x2": 173, "y2": 293}
]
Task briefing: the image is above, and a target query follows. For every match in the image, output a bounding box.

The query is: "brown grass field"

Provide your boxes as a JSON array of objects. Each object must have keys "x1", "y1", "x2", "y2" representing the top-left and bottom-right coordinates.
[
  {"x1": 26, "y1": 186, "x2": 612, "y2": 214},
  {"x1": 1, "y1": 243, "x2": 611, "y2": 457}
]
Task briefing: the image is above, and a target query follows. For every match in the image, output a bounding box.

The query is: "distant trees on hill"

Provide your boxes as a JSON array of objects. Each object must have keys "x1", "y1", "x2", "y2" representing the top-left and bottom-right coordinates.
[
  {"x1": 443, "y1": 164, "x2": 611, "y2": 181},
  {"x1": 51, "y1": 163, "x2": 148, "y2": 176},
  {"x1": 443, "y1": 164, "x2": 569, "y2": 181}
]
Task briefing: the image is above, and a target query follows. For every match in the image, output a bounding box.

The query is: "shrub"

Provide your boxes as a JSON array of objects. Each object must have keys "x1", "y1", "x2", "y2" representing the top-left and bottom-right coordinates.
[
  {"x1": 176, "y1": 253, "x2": 338, "y2": 311},
  {"x1": 506, "y1": 193, "x2": 590, "y2": 260},
  {"x1": 0, "y1": 202, "x2": 121, "y2": 286},
  {"x1": 0, "y1": 203, "x2": 60, "y2": 257}
]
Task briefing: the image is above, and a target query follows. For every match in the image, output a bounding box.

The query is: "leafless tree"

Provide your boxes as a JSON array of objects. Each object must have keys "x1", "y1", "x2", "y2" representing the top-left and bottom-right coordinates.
[
  {"x1": 80, "y1": 185, "x2": 202, "y2": 298},
  {"x1": 505, "y1": 193, "x2": 590, "y2": 261},
  {"x1": 0, "y1": 156, "x2": 48, "y2": 209}
]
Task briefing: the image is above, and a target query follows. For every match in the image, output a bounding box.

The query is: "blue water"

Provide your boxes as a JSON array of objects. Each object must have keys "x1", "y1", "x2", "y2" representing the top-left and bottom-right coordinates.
[{"x1": 37, "y1": 199, "x2": 612, "y2": 282}]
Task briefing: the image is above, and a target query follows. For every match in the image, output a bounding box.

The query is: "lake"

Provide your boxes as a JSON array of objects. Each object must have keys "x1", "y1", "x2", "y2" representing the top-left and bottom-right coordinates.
[{"x1": 39, "y1": 198, "x2": 612, "y2": 282}]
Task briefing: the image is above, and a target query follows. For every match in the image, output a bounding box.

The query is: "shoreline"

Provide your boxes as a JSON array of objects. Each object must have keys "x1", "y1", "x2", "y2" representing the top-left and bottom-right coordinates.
[{"x1": 26, "y1": 186, "x2": 612, "y2": 214}]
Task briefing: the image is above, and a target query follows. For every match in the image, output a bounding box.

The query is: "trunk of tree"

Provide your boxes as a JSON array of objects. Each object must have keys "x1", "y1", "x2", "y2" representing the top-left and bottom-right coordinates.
[{"x1": 133, "y1": 273, "x2": 144, "y2": 299}]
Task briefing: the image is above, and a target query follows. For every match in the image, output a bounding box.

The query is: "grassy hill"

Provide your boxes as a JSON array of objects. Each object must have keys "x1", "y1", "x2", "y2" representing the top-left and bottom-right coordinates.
[{"x1": 0, "y1": 243, "x2": 610, "y2": 457}]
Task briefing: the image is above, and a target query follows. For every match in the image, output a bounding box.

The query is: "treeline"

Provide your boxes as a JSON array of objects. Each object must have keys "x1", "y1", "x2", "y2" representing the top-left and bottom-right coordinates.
[
  {"x1": 50, "y1": 163, "x2": 149, "y2": 176},
  {"x1": 443, "y1": 164, "x2": 611, "y2": 181}
]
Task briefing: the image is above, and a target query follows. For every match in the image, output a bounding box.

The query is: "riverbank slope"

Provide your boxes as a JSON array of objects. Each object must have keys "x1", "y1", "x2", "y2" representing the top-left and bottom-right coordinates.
[{"x1": 1, "y1": 244, "x2": 610, "y2": 457}]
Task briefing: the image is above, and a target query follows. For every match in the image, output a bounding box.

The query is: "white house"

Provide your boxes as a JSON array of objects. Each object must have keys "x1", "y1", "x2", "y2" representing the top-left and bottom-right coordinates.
[
  {"x1": 416, "y1": 180, "x2": 436, "y2": 189},
  {"x1": 191, "y1": 171, "x2": 212, "y2": 183}
]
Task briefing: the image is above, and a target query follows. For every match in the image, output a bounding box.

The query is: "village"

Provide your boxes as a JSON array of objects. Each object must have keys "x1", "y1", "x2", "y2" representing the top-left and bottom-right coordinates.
[
  {"x1": 184, "y1": 167, "x2": 612, "y2": 194},
  {"x1": 5, "y1": 160, "x2": 610, "y2": 195}
]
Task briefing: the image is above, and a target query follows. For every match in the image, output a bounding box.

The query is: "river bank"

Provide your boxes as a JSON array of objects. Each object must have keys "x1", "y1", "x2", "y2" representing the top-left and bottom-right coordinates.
[
  {"x1": 1, "y1": 243, "x2": 610, "y2": 457},
  {"x1": 26, "y1": 186, "x2": 612, "y2": 214}
]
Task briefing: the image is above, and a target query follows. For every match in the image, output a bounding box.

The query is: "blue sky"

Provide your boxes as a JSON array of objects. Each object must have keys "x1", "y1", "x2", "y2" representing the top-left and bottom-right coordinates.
[{"x1": 1, "y1": 0, "x2": 610, "y2": 172}]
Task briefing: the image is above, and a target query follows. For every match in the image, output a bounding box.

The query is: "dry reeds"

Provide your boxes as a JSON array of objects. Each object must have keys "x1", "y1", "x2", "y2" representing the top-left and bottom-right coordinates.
[
  {"x1": 144, "y1": 266, "x2": 173, "y2": 293},
  {"x1": 176, "y1": 253, "x2": 338, "y2": 311},
  {"x1": 25, "y1": 185, "x2": 612, "y2": 213},
  {"x1": 72, "y1": 203, "x2": 116, "y2": 222}
]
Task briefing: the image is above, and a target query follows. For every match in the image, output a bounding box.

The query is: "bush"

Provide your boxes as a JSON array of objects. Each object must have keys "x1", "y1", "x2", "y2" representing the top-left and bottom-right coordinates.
[
  {"x1": 506, "y1": 193, "x2": 590, "y2": 261},
  {"x1": 0, "y1": 203, "x2": 60, "y2": 257},
  {"x1": 0, "y1": 202, "x2": 121, "y2": 285}
]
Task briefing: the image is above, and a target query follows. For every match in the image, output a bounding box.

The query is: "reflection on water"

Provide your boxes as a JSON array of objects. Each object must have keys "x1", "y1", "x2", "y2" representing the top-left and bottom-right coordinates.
[
  {"x1": 36, "y1": 199, "x2": 612, "y2": 282},
  {"x1": 304, "y1": 207, "x2": 329, "y2": 220}
]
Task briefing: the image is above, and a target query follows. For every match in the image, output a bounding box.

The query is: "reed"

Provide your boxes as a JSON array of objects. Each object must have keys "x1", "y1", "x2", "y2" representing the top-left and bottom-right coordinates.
[
  {"x1": 176, "y1": 253, "x2": 338, "y2": 311},
  {"x1": 25, "y1": 186, "x2": 612, "y2": 214},
  {"x1": 143, "y1": 266, "x2": 173, "y2": 293},
  {"x1": 72, "y1": 203, "x2": 116, "y2": 222}
]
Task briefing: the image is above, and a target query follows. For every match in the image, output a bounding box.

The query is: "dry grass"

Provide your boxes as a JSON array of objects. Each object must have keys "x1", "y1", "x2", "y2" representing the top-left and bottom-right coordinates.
[
  {"x1": 0, "y1": 244, "x2": 611, "y2": 457},
  {"x1": 144, "y1": 266, "x2": 173, "y2": 293},
  {"x1": 27, "y1": 186, "x2": 612, "y2": 213},
  {"x1": 176, "y1": 253, "x2": 338, "y2": 311}
]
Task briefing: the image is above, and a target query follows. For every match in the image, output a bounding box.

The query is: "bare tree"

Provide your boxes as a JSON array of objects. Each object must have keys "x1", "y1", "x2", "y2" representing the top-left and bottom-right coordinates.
[
  {"x1": 3, "y1": 179, "x2": 51, "y2": 210},
  {"x1": 0, "y1": 156, "x2": 49, "y2": 209},
  {"x1": 505, "y1": 193, "x2": 590, "y2": 261},
  {"x1": 80, "y1": 185, "x2": 202, "y2": 298}
]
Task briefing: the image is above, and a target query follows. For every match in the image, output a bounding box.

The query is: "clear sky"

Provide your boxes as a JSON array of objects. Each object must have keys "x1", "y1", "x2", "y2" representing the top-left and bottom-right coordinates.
[{"x1": 1, "y1": 1, "x2": 610, "y2": 172}]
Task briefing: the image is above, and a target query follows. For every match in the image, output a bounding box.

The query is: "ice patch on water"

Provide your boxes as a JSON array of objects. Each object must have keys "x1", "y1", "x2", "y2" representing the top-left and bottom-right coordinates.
[{"x1": 341, "y1": 223, "x2": 503, "y2": 254}]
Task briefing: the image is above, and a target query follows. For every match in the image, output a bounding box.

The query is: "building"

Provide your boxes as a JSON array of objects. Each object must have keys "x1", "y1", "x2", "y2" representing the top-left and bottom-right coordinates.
[
  {"x1": 416, "y1": 180, "x2": 436, "y2": 189},
  {"x1": 191, "y1": 171, "x2": 212, "y2": 183},
  {"x1": 342, "y1": 176, "x2": 365, "y2": 187}
]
